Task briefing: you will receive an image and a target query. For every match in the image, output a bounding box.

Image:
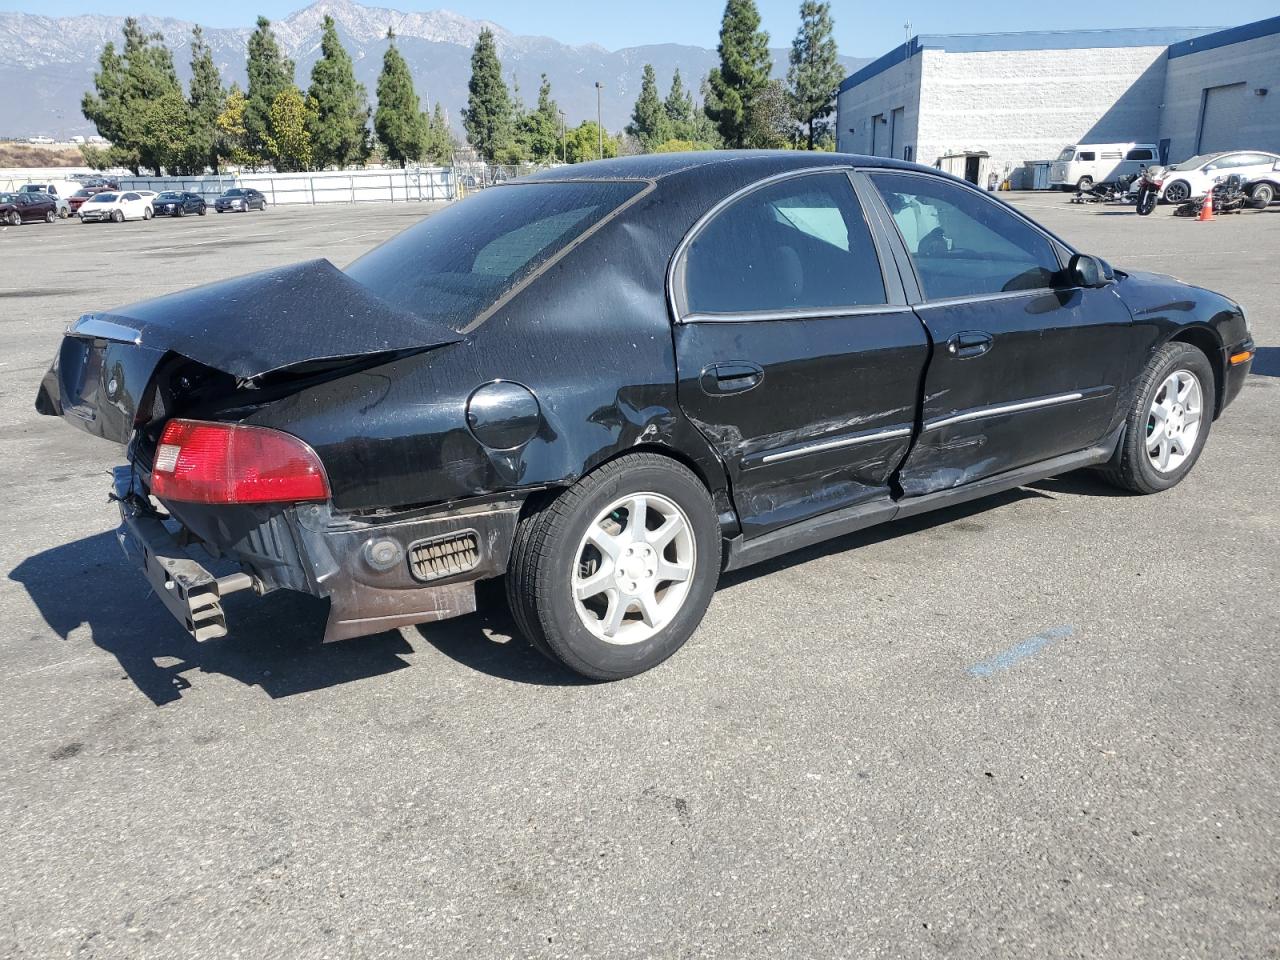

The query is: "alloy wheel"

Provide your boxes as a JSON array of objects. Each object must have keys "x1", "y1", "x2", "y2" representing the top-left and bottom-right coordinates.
[
  {"x1": 1164, "y1": 182, "x2": 1189, "y2": 203},
  {"x1": 571, "y1": 491, "x2": 696, "y2": 645},
  {"x1": 1147, "y1": 369, "x2": 1203, "y2": 473}
]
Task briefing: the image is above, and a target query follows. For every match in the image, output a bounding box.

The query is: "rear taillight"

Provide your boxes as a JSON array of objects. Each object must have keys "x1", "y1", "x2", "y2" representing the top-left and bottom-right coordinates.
[{"x1": 150, "y1": 418, "x2": 329, "y2": 505}]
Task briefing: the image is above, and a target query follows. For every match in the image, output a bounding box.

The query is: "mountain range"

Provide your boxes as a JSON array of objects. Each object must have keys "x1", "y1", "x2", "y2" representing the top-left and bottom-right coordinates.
[{"x1": 0, "y1": 0, "x2": 870, "y2": 139}]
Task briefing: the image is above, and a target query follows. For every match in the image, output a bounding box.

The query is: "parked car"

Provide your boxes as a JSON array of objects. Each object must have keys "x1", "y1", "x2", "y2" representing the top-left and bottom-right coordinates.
[
  {"x1": 0, "y1": 191, "x2": 57, "y2": 225},
  {"x1": 67, "y1": 187, "x2": 105, "y2": 212},
  {"x1": 152, "y1": 191, "x2": 207, "y2": 217},
  {"x1": 18, "y1": 179, "x2": 80, "y2": 200},
  {"x1": 1150, "y1": 150, "x2": 1280, "y2": 203},
  {"x1": 1243, "y1": 157, "x2": 1280, "y2": 206},
  {"x1": 214, "y1": 188, "x2": 267, "y2": 212},
  {"x1": 35, "y1": 152, "x2": 1254, "y2": 680},
  {"x1": 1050, "y1": 142, "x2": 1159, "y2": 191},
  {"x1": 77, "y1": 191, "x2": 154, "y2": 223}
]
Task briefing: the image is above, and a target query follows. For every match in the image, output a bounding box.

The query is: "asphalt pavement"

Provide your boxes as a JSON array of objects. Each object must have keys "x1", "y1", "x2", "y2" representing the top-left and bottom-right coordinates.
[{"x1": 0, "y1": 194, "x2": 1276, "y2": 959}]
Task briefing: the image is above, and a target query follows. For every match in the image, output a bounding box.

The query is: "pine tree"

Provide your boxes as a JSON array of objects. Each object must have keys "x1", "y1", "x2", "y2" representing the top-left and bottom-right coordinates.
[
  {"x1": 374, "y1": 29, "x2": 427, "y2": 167},
  {"x1": 306, "y1": 15, "x2": 370, "y2": 168},
  {"x1": 245, "y1": 16, "x2": 295, "y2": 161},
  {"x1": 187, "y1": 26, "x2": 226, "y2": 171},
  {"x1": 664, "y1": 69, "x2": 694, "y2": 129},
  {"x1": 517, "y1": 73, "x2": 560, "y2": 162},
  {"x1": 787, "y1": 0, "x2": 844, "y2": 150},
  {"x1": 82, "y1": 39, "x2": 130, "y2": 165},
  {"x1": 425, "y1": 102, "x2": 456, "y2": 165},
  {"x1": 706, "y1": 0, "x2": 772, "y2": 148},
  {"x1": 627, "y1": 64, "x2": 667, "y2": 151},
  {"x1": 264, "y1": 86, "x2": 312, "y2": 172},
  {"x1": 461, "y1": 28, "x2": 513, "y2": 162}
]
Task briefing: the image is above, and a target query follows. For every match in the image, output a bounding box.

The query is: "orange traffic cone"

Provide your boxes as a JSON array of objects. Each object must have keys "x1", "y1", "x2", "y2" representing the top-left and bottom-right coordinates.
[{"x1": 1198, "y1": 191, "x2": 1214, "y2": 221}]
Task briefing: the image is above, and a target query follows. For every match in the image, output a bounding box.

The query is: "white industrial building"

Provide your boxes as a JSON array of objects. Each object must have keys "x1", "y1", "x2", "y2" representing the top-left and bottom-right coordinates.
[{"x1": 836, "y1": 16, "x2": 1280, "y2": 185}]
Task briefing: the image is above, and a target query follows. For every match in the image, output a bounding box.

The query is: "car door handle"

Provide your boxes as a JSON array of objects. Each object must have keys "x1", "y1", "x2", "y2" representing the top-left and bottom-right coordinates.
[
  {"x1": 947, "y1": 331, "x2": 993, "y2": 359},
  {"x1": 700, "y1": 362, "x2": 764, "y2": 395}
]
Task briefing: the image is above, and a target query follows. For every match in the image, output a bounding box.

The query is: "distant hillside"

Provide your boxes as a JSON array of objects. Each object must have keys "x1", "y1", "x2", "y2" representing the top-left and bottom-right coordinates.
[{"x1": 0, "y1": 0, "x2": 870, "y2": 139}]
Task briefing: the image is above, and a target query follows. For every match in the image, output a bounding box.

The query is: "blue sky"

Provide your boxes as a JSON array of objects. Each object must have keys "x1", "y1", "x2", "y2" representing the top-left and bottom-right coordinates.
[{"x1": 1, "y1": 0, "x2": 1274, "y2": 55}]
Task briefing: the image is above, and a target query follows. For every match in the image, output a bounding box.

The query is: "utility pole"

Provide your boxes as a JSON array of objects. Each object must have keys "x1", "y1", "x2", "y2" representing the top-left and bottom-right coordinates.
[
  {"x1": 558, "y1": 110, "x2": 566, "y2": 163},
  {"x1": 595, "y1": 81, "x2": 604, "y2": 160}
]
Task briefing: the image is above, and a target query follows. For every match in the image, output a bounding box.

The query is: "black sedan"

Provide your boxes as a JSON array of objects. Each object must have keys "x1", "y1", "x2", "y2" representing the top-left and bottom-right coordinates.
[
  {"x1": 35, "y1": 152, "x2": 1253, "y2": 680},
  {"x1": 213, "y1": 188, "x2": 266, "y2": 213},
  {"x1": 1, "y1": 191, "x2": 57, "y2": 225},
  {"x1": 152, "y1": 191, "x2": 207, "y2": 217}
]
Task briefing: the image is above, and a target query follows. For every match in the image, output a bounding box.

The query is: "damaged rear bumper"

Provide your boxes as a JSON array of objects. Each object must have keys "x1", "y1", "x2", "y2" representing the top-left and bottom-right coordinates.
[{"x1": 111, "y1": 467, "x2": 522, "y2": 643}]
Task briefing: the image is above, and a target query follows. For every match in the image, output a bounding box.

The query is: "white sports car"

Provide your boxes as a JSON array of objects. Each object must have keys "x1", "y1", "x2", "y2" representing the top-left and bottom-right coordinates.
[
  {"x1": 1149, "y1": 150, "x2": 1280, "y2": 203},
  {"x1": 78, "y1": 191, "x2": 155, "y2": 223}
]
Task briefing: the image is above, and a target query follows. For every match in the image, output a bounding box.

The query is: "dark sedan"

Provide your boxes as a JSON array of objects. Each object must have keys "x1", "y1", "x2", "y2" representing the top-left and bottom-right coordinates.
[
  {"x1": 152, "y1": 191, "x2": 207, "y2": 217},
  {"x1": 36, "y1": 152, "x2": 1253, "y2": 679},
  {"x1": 1, "y1": 191, "x2": 57, "y2": 225},
  {"x1": 213, "y1": 188, "x2": 266, "y2": 212}
]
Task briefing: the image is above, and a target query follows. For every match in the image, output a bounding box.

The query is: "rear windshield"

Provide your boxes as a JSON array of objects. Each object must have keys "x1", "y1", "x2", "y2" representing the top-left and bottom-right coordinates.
[{"x1": 346, "y1": 181, "x2": 643, "y2": 331}]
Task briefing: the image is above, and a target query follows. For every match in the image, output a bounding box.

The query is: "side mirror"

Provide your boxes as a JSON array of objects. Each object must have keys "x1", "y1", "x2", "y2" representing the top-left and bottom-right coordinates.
[{"x1": 1068, "y1": 253, "x2": 1108, "y2": 288}]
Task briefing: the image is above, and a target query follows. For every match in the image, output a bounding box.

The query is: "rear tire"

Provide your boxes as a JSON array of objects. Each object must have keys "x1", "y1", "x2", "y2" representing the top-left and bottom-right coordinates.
[
  {"x1": 44, "y1": 209, "x2": 56, "y2": 223},
  {"x1": 198, "y1": 205, "x2": 207, "y2": 216},
  {"x1": 1163, "y1": 180, "x2": 1190, "y2": 204},
  {"x1": 505, "y1": 454, "x2": 721, "y2": 680},
  {"x1": 1099, "y1": 342, "x2": 1215, "y2": 494},
  {"x1": 1250, "y1": 182, "x2": 1275, "y2": 207}
]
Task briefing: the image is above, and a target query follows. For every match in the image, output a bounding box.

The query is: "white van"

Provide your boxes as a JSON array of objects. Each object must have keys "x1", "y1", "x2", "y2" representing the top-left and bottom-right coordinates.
[{"x1": 1049, "y1": 143, "x2": 1159, "y2": 191}]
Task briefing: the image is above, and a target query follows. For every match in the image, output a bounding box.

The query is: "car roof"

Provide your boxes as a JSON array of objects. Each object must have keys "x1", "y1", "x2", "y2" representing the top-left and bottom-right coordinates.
[{"x1": 517, "y1": 150, "x2": 920, "y2": 185}]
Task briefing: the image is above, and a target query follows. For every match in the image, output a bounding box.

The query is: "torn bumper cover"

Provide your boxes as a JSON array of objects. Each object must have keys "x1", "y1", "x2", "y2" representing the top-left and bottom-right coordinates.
[{"x1": 111, "y1": 467, "x2": 522, "y2": 643}]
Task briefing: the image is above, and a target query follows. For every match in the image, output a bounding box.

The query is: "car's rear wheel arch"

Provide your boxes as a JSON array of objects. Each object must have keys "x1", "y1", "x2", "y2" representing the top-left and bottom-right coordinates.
[{"x1": 1165, "y1": 326, "x2": 1223, "y2": 418}]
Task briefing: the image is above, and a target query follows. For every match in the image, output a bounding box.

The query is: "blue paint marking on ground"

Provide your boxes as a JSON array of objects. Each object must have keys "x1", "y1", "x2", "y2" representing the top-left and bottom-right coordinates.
[{"x1": 968, "y1": 625, "x2": 1074, "y2": 678}]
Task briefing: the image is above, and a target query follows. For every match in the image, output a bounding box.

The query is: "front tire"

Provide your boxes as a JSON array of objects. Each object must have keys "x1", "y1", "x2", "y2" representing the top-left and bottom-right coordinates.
[
  {"x1": 1136, "y1": 188, "x2": 1158, "y2": 216},
  {"x1": 1077, "y1": 176, "x2": 1094, "y2": 192},
  {"x1": 506, "y1": 453, "x2": 721, "y2": 680},
  {"x1": 1100, "y1": 342, "x2": 1215, "y2": 494}
]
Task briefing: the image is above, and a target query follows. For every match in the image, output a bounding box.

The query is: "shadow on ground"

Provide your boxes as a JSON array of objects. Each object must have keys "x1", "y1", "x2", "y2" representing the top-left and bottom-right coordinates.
[
  {"x1": 9, "y1": 473, "x2": 1119, "y2": 697},
  {"x1": 1251, "y1": 346, "x2": 1279, "y2": 377}
]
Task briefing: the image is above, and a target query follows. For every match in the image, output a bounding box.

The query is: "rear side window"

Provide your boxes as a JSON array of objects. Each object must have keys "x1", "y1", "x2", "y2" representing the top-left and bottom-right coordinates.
[
  {"x1": 346, "y1": 181, "x2": 644, "y2": 331},
  {"x1": 871, "y1": 172, "x2": 1060, "y2": 300},
  {"x1": 1078, "y1": 152, "x2": 1096, "y2": 162},
  {"x1": 1126, "y1": 149, "x2": 1154, "y2": 161},
  {"x1": 682, "y1": 172, "x2": 885, "y2": 316}
]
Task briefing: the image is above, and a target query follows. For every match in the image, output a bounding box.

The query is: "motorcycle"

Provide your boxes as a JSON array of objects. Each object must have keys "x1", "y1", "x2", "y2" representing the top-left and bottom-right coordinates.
[
  {"x1": 1173, "y1": 174, "x2": 1251, "y2": 217},
  {"x1": 1133, "y1": 164, "x2": 1166, "y2": 216},
  {"x1": 1070, "y1": 174, "x2": 1137, "y2": 205}
]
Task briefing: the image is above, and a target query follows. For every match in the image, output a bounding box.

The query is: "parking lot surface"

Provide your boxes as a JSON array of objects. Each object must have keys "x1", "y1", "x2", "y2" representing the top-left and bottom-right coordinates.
[{"x1": 1, "y1": 196, "x2": 1276, "y2": 959}]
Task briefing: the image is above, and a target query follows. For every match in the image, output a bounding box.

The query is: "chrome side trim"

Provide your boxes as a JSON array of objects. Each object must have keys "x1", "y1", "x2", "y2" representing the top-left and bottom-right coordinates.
[
  {"x1": 925, "y1": 392, "x2": 1084, "y2": 431},
  {"x1": 682, "y1": 303, "x2": 908, "y2": 324},
  {"x1": 68, "y1": 316, "x2": 143, "y2": 345},
  {"x1": 758, "y1": 426, "x2": 912, "y2": 465}
]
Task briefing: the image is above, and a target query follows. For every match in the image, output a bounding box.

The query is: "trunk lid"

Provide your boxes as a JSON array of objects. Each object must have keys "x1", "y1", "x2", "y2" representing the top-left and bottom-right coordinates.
[{"x1": 36, "y1": 258, "x2": 462, "y2": 445}]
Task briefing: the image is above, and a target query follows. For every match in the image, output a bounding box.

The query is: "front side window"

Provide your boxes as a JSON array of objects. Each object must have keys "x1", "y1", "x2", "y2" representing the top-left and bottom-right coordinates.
[
  {"x1": 871, "y1": 172, "x2": 1060, "y2": 301},
  {"x1": 682, "y1": 172, "x2": 885, "y2": 316},
  {"x1": 346, "y1": 180, "x2": 644, "y2": 331}
]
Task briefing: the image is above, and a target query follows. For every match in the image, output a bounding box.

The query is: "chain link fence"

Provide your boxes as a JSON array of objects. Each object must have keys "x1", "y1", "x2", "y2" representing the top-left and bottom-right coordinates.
[{"x1": 115, "y1": 166, "x2": 456, "y2": 205}]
